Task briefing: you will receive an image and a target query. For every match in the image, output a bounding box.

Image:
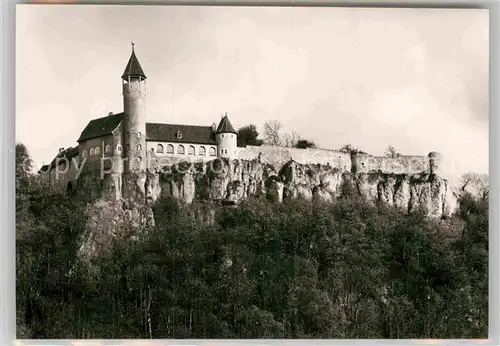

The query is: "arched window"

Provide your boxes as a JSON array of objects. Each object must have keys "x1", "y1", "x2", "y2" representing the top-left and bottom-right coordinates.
[
  {"x1": 82, "y1": 150, "x2": 87, "y2": 158},
  {"x1": 199, "y1": 146, "x2": 206, "y2": 156},
  {"x1": 177, "y1": 145, "x2": 185, "y2": 155},
  {"x1": 188, "y1": 145, "x2": 195, "y2": 155},
  {"x1": 95, "y1": 147, "x2": 100, "y2": 155},
  {"x1": 117, "y1": 144, "x2": 122, "y2": 152},
  {"x1": 167, "y1": 144, "x2": 174, "y2": 154},
  {"x1": 220, "y1": 148, "x2": 224, "y2": 155},
  {"x1": 156, "y1": 144, "x2": 164, "y2": 153},
  {"x1": 209, "y1": 147, "x2": 216, "y2": 156},
  {"x1": 105, "y1": 145, "x2": 111, "y2": 153},
  {"x1": 137, "y1": 144, "x2": 142, "y2": 151},
  {"x1": 89, "y1": 148, "x2": 95, "y2": 156}
]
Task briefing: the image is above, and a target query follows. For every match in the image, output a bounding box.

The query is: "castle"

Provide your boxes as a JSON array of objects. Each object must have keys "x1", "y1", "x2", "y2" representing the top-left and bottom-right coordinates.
[{"x1": 38, "y1": 44, "x2": 443, "y2": 196}]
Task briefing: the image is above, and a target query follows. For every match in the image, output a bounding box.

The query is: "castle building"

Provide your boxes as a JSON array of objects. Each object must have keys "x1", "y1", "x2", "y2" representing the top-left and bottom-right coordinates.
[
  {"x1": 39, "y1": 44, "x2": 442, "y2": 194},
  {"x1": 39, "y1": 44, "x2": 240, "y2": 191}
]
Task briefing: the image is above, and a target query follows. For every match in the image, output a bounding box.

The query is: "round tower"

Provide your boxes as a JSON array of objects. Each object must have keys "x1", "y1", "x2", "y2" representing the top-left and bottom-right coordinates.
[
  {"x1": 122, "y1": 42, "x2": 147, "y2": 172},
  {"x1": 428, "y1": 151, "x2": 441, "y2": 176},
  {"x1": 215, "y1": 114, "x2": 238, "y2": 159}
]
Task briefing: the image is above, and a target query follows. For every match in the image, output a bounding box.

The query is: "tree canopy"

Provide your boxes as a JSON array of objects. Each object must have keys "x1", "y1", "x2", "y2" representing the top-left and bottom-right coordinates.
[
  {"x1": 16, "y1": 143, "x2": 488, "y2": 339},
  {"x1": 237, "y1": 124, "x2": 264, "y2": 147}
]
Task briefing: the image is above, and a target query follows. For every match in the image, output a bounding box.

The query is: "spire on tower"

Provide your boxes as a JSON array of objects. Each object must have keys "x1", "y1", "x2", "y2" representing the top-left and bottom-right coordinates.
[
  {"x1": 122, "y1": 42, "x2": 147, "y2": 80},
  {"x1": 216, "y1": 114, "x2": 237, "y2": 134}
]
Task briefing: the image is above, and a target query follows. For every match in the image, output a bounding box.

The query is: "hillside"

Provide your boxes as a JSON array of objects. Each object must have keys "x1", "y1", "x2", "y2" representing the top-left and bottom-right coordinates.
[{"x1": 16, "y1": 144, "x2": 488, "y2": 339}]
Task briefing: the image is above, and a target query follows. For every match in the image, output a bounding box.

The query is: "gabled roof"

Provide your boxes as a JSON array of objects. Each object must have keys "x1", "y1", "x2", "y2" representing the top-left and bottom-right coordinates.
[
  {"x1": 146, "y1": 123, "x2": 217, "y2": 145},
  {"x1": 38, "y1": 164, "x2": 49, "y2": 174},
  {"x1": 78, "y1": 112, "x2": 125, "y2": 142},
  {"x1": 47, "y1": 146, "x2": 79, "y2": 170},
  {"x1": 216, "y1": 115, "x2": 237, "y2": 134},
  {"x1": 122, "y1": 47, "x2": 147, "y2": 80}
]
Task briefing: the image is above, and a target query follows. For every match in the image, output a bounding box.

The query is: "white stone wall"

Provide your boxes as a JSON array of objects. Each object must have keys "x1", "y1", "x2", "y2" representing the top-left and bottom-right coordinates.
[
  {"x1": 237, "y1": 145, "x2": 352, "y2": 171},
  {"x1": 147, "y1": 141, "x2": 218, "y2": 159},
  {"x1": 215, "y1": 132, "x2": 238, "y2": 159}
]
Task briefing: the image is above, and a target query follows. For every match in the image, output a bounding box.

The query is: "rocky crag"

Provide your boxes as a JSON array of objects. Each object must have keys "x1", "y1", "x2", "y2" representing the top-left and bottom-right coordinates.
[{"x1": 78, "y1": 158, "x2": 457, "y2": 260}]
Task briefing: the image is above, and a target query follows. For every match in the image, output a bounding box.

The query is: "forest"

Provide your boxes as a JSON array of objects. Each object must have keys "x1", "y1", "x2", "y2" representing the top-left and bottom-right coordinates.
[{"x1": 16, "y1": 143, "x2": 488, "y2": 339}]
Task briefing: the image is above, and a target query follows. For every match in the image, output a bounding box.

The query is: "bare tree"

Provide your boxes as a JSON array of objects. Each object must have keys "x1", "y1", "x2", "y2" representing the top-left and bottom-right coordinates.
[
  {"x1": 385, "y1": 145, "x2": 401, "y2": 158},
  {"x1": 263, "y1": 120, "x2": 283, "y2": 146},
  {"x1": 263, "y1": 120, "x2": 309, "y2": 148},
  {"x1": 460, "y1": 172, "x2": 489, "y2": 200},
  {"x1": 282, "y1": 130, "x2": 301, "y2": 147}
]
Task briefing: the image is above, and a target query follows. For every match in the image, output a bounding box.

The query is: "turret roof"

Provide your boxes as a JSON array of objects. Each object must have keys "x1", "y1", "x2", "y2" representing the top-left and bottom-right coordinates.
[
  {"x1": 216, "y1": 115, "x2": 237, "y2": 134},
  {"x1": 121, "y1": 44, "x2": 147, "y2": 80}
]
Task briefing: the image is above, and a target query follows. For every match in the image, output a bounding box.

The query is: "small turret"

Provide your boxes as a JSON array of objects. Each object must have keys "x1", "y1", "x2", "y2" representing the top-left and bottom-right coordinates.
[
  {"x1": 428, "y1": 151, "x2": 441, "y2": 176},
  {"x1": 215, "y1": 114, "x2": 238, "y2": 159}
]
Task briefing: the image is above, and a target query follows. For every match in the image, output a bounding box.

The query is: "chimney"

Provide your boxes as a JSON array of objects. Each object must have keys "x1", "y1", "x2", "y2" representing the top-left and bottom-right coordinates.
[
  {"x1": 108, "y1": 111, "x2": 113, "y2": 116},
  {"x1": 59, "y1": 147, "x2": 64, "y2": 153},
  {"x1": 212, "y1": 122, "x2": 217, "y2": 132}
]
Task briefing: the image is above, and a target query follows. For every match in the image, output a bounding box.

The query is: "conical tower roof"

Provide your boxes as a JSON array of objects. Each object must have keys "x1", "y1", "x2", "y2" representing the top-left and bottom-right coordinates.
[
  {"x1": 121, "y1": 43, "x2": 147, "y2": 80},
  {"x1": 216, "y1": 114, "x2": 237, "y2": 134}
]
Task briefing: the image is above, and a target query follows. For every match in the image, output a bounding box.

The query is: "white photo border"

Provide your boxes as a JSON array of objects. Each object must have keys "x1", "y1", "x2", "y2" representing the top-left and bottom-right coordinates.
[{"x1": 1, "y1": 1, "x2": 498, "y2": 345}]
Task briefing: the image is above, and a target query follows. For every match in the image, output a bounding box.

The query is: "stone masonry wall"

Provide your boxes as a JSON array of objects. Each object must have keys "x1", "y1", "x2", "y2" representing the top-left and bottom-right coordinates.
[
  {"x1": 237, "y1": 145, "x2": 352, "y2": 172},
  {"x1": 351, "y1": 153, "x2": 430, "y2": 175}
]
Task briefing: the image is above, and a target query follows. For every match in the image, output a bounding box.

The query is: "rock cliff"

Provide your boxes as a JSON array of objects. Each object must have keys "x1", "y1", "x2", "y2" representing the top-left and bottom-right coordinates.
[
  {"x1": 78, "y1": 158, "x2": 457, "y2": 261},
  {"x1": 150, "y1": 158, "x2": 457, "y2": 218}
]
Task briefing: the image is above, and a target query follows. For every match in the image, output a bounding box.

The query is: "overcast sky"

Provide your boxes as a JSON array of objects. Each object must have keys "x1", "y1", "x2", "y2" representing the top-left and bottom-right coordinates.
[{"x1": 16, "y1": 5, "x2": 488, "y2": 182}]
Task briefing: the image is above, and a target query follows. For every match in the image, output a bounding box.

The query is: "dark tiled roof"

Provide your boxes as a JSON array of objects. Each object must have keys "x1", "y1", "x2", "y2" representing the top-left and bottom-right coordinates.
[
  {"x1": 216, "y1": 115, "x2": 237, "y2": 134},
  {"x1": 38, "y1": 164, "x2": 49, "y2": 174},
  {"x1": 48, "y1": 146, "x2": 80, "y2": 169},
  {"x1": 146, "y1": 123, "x2": 217, "y2": 145},
  {"x1": 122, "y1": 50, "x2": 147, "y2": 80},
  {"x1": 78, "y1": 113, "x2": 125, "y2": 142}
]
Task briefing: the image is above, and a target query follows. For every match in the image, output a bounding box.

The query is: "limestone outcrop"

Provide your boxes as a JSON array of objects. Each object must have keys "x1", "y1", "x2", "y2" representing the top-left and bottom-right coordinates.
[
  {"x1": 78, "y1": 158, "x2": 457, "y2": 261},
  {"x1": 148, "y1": 158, "x2": 457, "y2": 218}
]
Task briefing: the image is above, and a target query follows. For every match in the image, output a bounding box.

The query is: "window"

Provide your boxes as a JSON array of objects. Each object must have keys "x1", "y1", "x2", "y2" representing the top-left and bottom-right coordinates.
[
  {"x1": 177, "y1": 145, "x2": 185, "y2": 155},
  {"x1": 156, "y1": 144, "x2": 164, "y2": 153},
  {"x1": 167, "y1": 144, "x2": 174, "y2": 154},
  {"x1": 188, "y1": 145, "x2": 195, "y2": 156},
  {"x1": 199, "y1": 146, "x2": 206, "y2": 156},
  {"x1": 220, "y1": 149, "x2": 224, "y2": 155},
  {"x1": 95, "y1": 147, "x2": 100, "y2": 155},
  {"x1": 138, "y1": 132, "x2": 142, "y2": 138},
  {"x1": 151, "y1": 148, "x2": 154, "y2": 152},
  {"x1": 82, "y1": 150, "x2": 87, "y2": 158},
  {"x1": 176, "y1": 131, "x2": 183, "y2": 139},
  {"x1": 90, "y1": 148, "x2": 95, "y2": 156},
  {"x1": 209, "y1": 147, "x2": 216, "y2": 156},
  {"x1": 117, "y1": 145, "x2": 122, "y2": 152},
  {"x1": 105, "y1": 145, "x2": 111, "y2": 153},
  {"x1": 137, "y1": 144, "x2": 142, "y2": 151},
  {"x1": 221, "y1": 134, "x2": 224, "y2": 138}
]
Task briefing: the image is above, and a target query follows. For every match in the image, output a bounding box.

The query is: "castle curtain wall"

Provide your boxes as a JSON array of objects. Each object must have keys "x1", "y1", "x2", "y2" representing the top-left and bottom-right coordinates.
[
  {"x1": 47, "y1": 155, "x2": 82, "y2": 192},
  {"x1": 351, "y1": 153, "x2": 431, "y2": 175},
  {"x1": 237, "y1": 145, "x2": 352, "y2": 172}
]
